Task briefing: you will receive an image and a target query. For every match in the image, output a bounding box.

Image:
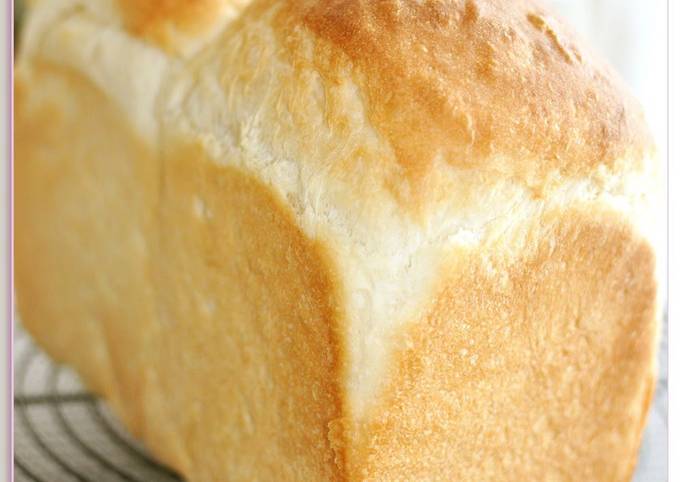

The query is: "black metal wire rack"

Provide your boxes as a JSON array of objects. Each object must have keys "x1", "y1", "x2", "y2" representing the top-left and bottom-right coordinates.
[{"x1": 14, "y1": 326, "x2": 184, "y2": 482}]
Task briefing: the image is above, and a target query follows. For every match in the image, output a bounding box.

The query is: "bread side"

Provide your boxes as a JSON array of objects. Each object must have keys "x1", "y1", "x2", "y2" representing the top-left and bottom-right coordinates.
[
  {"x1": 16, "y1": 22, "x2": 347, "y2": 482},
  {"x1": 348, "y1": 206, "x2": 657, "y2": 480}
]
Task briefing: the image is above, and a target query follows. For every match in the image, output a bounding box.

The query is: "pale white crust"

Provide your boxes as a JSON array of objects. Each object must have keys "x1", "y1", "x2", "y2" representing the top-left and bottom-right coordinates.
[{"x1": 16, "y1": 1, "x2": 659, "y2": 481}]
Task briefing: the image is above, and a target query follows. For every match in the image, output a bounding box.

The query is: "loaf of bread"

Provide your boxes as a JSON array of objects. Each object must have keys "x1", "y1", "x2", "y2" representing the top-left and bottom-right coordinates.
[{"x1": 15, "y1": 0, "x2": 661, "y2": 480}]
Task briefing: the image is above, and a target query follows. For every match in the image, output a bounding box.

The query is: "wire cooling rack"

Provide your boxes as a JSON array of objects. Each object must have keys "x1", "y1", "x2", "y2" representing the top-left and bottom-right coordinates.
[
  {"x1": 14, "y1": 326, "x2": 183, "y2": 482},
  {"x1": 14, "y1": 317, "x2": 668, "y2": 481}
]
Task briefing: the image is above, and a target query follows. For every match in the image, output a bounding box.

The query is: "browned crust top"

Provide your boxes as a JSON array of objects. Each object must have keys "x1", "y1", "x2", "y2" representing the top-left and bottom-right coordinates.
[
  {"x1": 115, "y1": 0, "x2": 654, "y2": 195},
  {"x1": 287, "y1": 0, "x2": 654, "y2": 192}
]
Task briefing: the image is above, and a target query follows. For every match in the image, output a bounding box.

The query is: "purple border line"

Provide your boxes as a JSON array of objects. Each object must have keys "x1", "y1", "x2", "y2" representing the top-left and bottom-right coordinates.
[
  {"x1": 9, "y1": 0, "x2": 15, "y2": 480},
  {"x1": 666, "y1": 0, "x2": 672, "y2": 480}
]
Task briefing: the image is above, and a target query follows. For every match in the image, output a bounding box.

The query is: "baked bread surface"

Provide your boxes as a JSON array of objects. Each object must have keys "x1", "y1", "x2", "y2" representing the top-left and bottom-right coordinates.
[{"x1": 15, "y1": 0, "x2": 660, "y2": 480}]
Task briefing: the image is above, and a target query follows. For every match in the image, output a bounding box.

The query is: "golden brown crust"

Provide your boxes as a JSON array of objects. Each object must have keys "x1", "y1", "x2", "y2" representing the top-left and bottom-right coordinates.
[
  {"x1": 276, "y1": 0, "x2": 654, "y2": 198},
  {"x1": 351, "y1": 207, "x2": 657, "y2": 481},
  {"x1": 15, "y1": 59, "x2": 349, "y2": 480},
  {"x1": 115, "y1": 0, "x2": 245, "y2": 53},
  {"x1": 146, "y1": 141, "x2": 347, "y2": 479},
  {"x1": 117, "y1": 0, "x2": 216, "y2": 36}
]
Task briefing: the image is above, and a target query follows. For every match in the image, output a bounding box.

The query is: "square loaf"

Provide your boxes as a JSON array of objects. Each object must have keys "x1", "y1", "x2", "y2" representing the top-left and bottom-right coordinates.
[{"x1": 15, "y1": 0, "x2": 661, "y2": 480}]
